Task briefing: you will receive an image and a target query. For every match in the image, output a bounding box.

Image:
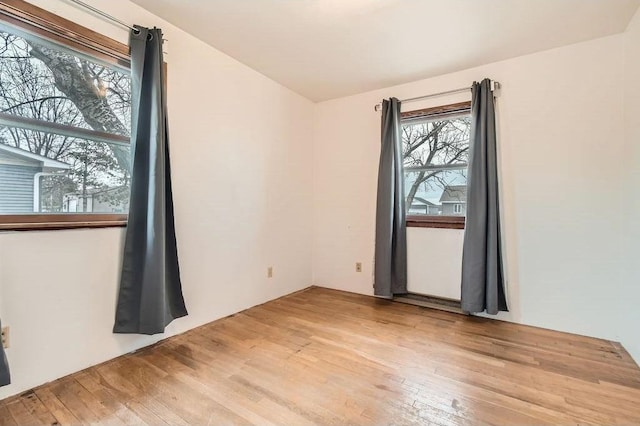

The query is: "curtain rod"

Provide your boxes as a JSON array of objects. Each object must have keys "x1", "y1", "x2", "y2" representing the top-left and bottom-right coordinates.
[
  {"x1": 67, "y1": 0, "x2": 136, "y2": 32},
  {"x1": 374, "y1": 81, "x2": 500, "y2": 112}
]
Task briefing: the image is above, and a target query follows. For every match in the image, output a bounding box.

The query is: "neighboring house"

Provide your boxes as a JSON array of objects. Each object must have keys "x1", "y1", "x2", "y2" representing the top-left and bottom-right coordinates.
[
  {"x1": 0, "y1": 144, "x2": 70, "y2": 213},
  {"x1": 439, "y1": 184, "x2": 467, "y2": 216},
  {"x1": 63, "y1": 186, "x2": 129, "y2": 213},
  {"x1": 408, "y1": 197, "x2": 442, "y2": 215}
]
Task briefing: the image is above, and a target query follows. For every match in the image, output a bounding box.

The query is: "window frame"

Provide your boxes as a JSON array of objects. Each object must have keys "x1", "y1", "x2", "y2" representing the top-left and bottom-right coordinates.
[
  {"x1": 401, "y1": 101, "x2": 471, "y2": 230},
  {"x1": 0, "y1": 0, "x2": 131, "y2": 231}
]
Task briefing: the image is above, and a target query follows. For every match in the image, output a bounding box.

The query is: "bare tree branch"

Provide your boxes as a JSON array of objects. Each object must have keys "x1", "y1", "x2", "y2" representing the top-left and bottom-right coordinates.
[
  {"x1": 2, "y1": 95, "x2": 68, "y2": 113},
  {"x1": 29, "y1": 43, "x2": 131, "y2": 171}
]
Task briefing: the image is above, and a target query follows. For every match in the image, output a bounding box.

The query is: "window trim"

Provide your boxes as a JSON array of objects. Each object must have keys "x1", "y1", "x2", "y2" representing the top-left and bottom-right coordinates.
[
  {"x1": 0, "y1": 214, "x2": 127, "y2": 231},
  {"x1": 401, "y1": 101, "x2": 471, "y2": 230},
  {"x1": 406, "y1": 215, "x2": 465, "y2": 230},
  {"x1": 0, "y1": 112, "x2": 130, "y2": 146},
  {"x1": 0, "y1": 0, "x2": 130, "y2": 68},
  {"x1": 0, "y1": 0, "x2": 131, "y2": 231}
]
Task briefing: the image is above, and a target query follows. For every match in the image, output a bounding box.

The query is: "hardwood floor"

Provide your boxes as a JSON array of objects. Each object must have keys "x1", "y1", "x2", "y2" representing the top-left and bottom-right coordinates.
[{"x1": 1, "y1": 286, "x2": 640, "y2": 425}]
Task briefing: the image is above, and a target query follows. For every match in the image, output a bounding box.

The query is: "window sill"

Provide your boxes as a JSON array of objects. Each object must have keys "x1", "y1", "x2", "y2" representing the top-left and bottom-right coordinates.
[
  {"x1": 406, "y1": 215, "x2": 465, "y2": 230},
  {"x1": 0, "y1": 214, "x2": 127, "y2": 231}
]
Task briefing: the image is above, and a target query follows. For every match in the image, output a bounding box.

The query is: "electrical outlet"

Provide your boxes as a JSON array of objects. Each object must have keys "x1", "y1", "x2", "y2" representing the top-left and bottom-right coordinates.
[
  {"x1": 267, "y1": 267, "x2": 273, "y2": 278},
  {"x1": 355, "y1": 262, "x2": 362, "y2": 272},
  {"x1": 1, "y1": 326, "x2": 9, "y2": 349}
]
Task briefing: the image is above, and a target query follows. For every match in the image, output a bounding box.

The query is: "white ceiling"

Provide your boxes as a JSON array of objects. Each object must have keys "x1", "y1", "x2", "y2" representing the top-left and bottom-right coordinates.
[{"x1": 131, "y1": 0, "x2": 640, "y2": 102}]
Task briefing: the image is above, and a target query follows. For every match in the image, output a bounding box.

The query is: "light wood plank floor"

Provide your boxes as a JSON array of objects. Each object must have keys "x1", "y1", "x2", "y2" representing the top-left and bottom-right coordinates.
[{"x1": 2, "y1": 286, "x2": 640, "y2": 425}]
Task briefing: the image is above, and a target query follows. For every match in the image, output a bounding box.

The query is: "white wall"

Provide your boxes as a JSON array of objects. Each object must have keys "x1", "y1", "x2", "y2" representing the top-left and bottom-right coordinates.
[
  {"x1": 622, "y1": 8, "x2": 640, "y2": 362},
  {"x1": 0, "y1": 0, "x2": 314, "y2": 399},
  {"x1": 313, "y1": 32, "x2": 640, "y2": 361},
  {"x1": 407, "y1": 228, "x2": 463, "y2": 299}
]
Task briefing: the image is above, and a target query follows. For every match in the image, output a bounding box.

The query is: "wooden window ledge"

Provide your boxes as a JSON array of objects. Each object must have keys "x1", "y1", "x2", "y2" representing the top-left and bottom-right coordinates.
[
  {"x1": 406, "y1": 215, "x2": 465, "y2": 230},
  {"x1": 0, "y1": 214, "x2": 127, "y2": 231}
]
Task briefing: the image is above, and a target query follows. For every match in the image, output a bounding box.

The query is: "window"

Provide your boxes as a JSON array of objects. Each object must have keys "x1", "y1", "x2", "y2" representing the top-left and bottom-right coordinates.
[
  {"x1": 401, "y1": 101, "x2": 471, "y2": 229},
  {"x1": 0, "y1": 0, "x2": 131, "y2": 230}
]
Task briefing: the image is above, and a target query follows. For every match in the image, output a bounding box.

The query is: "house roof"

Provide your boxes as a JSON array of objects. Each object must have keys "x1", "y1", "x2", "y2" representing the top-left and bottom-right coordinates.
[
  {"x1": 0, "y1": 144, "x2": 70, "y2": 170},
  {"x1": 412, "y1": 197, "x2": 438, "y2": 207},
  {"x1": 439, "y1": 185, "x2": 467, "y2": 203}
]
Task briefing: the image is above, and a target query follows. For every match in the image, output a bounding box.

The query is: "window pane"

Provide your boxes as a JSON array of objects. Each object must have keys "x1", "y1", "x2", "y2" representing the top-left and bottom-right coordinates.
[
  {"x1": 402, "y1": 116, "x2": 470, "y2": 167},
  {"x1": 402, "y1": 114, "x2": 470, "y2": 216},
  {"x1": 0, "y1": 128, "x2": 130, "y2": 214},
  {"x1": 404, "y1": 169, "x2": 467, "y2": 216},
  {"x1": 0, "y1": 23, "x2": 131, "y2": 217},
  {"x1": 0, "y1": 25, "x2": 131, "y2": 134}
]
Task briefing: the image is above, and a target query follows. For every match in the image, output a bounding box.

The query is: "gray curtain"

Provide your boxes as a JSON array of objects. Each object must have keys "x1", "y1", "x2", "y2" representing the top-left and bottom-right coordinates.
[
  {"x1": 374, "y1": 98, "x2": 407, "y2": 297},
  {"x1": 113, "y1": 26, "x2": 187, "y2": 335},
  {"x1": 0, "y1": 319, "x2": 9, "y2": 387},
  {"x1": 461, "y1": 79, "x2": 508, "y2": 314}
]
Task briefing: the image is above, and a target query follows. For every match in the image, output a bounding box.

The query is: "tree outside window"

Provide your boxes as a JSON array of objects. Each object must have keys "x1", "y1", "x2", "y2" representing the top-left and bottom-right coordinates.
[
  {"x1": 401, "y1": 106, "x2": 470, "y2": 223},
  {"x1": 0, "y1": 24, "x2": 131, "y2": 215}
]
